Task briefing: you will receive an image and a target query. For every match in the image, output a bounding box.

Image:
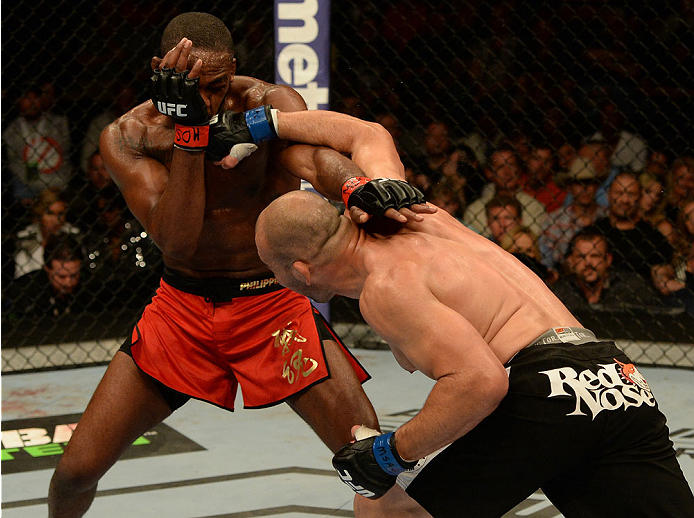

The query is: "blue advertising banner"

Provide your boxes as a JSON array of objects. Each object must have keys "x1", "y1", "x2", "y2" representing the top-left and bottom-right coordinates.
[
  {"x1": 274, "y1": 0, "x2": 330, "y2": 110},
  {"x1": 275, "y1": 0, "x2": 331, "y2": 318}
]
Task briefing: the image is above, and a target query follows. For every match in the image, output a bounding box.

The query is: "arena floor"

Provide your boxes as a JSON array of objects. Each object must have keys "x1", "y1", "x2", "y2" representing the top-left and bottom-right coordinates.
[{"x1": 2, "y1": 348, "x2": 693, "y2": 517}]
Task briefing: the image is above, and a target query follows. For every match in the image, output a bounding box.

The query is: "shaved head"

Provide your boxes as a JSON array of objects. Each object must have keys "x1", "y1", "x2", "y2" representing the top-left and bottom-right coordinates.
[{"x1": 256, "y1": 191, "x2": 341, "y2": 275}]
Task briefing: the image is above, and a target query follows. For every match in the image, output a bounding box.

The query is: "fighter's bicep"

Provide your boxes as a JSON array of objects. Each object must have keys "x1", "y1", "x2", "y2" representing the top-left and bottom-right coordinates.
[
  {"x1": 99, "y1": 123, "x2": 168, "y2": 230},
  {"x1": 360, "y1": 278, "x2": 491, "y2": 380}
]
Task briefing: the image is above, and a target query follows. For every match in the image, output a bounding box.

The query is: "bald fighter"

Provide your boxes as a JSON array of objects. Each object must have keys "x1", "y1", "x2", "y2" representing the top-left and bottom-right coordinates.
[{"x1": 256, "y1": 190, "x2": 694, "y2": 517}]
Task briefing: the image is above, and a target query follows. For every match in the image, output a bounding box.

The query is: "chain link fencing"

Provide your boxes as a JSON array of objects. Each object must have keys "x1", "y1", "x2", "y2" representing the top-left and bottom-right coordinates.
[{"x1": 2, "y1": 1, "x2": 693, "y2": 372}]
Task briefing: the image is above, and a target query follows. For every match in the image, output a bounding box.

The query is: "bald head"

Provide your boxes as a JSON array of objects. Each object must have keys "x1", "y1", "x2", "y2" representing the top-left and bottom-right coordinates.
[{"x1": 256, "y1": 191, "x2": 342, "y2": 272}]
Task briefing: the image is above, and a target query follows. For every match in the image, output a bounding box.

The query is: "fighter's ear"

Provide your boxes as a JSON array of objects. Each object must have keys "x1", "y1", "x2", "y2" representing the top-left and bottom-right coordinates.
[{"x1": 292, "y1": 261, "x2": 311, "y2": 285}]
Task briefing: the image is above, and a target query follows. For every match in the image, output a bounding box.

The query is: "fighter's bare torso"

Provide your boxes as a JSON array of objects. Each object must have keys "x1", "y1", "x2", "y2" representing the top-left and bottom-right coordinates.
[
  {"x1": 359, "y1": 209, "x2": 581, "y2": 368},
  {"x1": 102, "y1": 76, "x2": 303, "y2": 278}
]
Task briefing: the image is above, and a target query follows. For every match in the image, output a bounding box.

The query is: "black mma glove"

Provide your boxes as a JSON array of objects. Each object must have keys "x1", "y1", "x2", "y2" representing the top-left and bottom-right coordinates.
[
  {"x1": 332, "y1": 432, "x2": 417, "y2": 499},
  {"x1": 206, "y1": 105, "x2": 279, "y2": 162},
  {"x1": 150, "y1": 67, "x2": 209, "y2": 152},
  {"x1": 341, "y1": 177, "x2": 426, "y2": 217}
]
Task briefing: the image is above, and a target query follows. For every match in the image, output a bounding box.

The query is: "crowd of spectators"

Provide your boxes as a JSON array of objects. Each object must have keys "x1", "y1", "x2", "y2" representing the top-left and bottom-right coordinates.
[{"x1": 1, "y1": 79, "x2": 162, "y2": 330}]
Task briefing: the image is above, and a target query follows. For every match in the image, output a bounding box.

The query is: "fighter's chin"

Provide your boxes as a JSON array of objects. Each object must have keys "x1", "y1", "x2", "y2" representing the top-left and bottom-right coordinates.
[{"x1": 308, "y1": 292, "x2": 335, "y2": 304}]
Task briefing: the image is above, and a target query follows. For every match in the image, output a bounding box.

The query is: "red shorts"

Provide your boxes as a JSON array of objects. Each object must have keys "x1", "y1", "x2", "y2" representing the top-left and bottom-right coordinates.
[{"x1": 128, "y1": 269, "x2": 369, "y2": 410}]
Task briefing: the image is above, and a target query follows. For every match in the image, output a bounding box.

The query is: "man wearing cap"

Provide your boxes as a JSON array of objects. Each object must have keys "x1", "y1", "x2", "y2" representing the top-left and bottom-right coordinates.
[{"x1": 539, "y1": 157, "x2": 607, "y2": 268}]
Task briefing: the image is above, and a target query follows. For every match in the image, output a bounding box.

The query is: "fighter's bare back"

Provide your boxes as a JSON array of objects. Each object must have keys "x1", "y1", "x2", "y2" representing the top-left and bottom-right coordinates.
[
  {"x1": 101, "y1": 75, "x2": 304, "y2": 278},
  {"x1": 359, "y1": 209, "x2": 581, "y2": 367}
]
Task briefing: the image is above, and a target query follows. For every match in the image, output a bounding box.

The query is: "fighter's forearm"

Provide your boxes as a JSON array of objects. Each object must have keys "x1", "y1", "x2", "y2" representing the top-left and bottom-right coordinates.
[
  {"x1": 148, "y1": 150, "x2": 207, "y2": 259},
  {"x1": 393, "y1": 370, "x2": 508, "y2": 461},
  {"x1": 276, "y1": 110, "x2": 405, "y2": 181}
]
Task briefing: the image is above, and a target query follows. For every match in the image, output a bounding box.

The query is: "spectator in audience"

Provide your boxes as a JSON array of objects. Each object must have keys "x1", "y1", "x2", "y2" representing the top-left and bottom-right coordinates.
[
  {"x1": 652, "y1": 198, "x2": 694, "y2": 317},
  {"x1": 551, "y1": 227, "x2": 661, "y2": 308},
  {"x1": 593, "y1": 171, "x2": 674, "y2": 277},
  {"x1": 427, "y1": 179, "x2": 465, "y2": 222},
  {"x1": 499, "y1": 225, "x2": 558, "y2": 284},
  {"x1": 464, "y1": 145, "x2": 549, "y2": 237},
  {"x1": 79, "y1": 84, "x2": 136, "y2": 175},
  {"x1": 556, "y1": 142, "x2": 576, "y2": 172},
  {"x1": 69, "y1": 150, "x2": 116, "y2": 231},
  {"x1": 521, "y1": 142, "x2": 566, "y2": 212},
  {"x1": 586, "y1": 99, "x2": 648, "y2": 173},
  {"x1": 14, "y1": 187, "x2": 81, "y2": 278},
  {"x1": 644, "y1": 149, "x2": 669, "y2": 179},
  {"x1": 6, "y1": 234, "x2": 90, "y2": 318},
  {"x1": 663, "y1": 156, "x2": 694, "y2": 224},
  {"x1": 638, "y1": 172, "x2": 675, "y2": 244},
  {"x1": 540, "y1": 157, "x2": 608, "y2": 268},
  {"x1": 567, "y1": 140, "x2": 617, "y2": 208},
  {"x1": 2, "y1": 82, "x2": 73, "y2": 206},
  {"x1": 408, "y1": 120, "x2": 454, "y2": 181},
  {"x1": 486, "y1": 194, "x2": 523, "y2": 245},
  {"x1": 375, "y1": 112, "x2": 419, "y2": 164}
]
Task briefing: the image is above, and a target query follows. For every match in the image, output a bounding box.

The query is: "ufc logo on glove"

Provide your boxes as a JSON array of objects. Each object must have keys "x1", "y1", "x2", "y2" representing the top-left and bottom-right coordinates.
[{"x1": 156, "y1": 101, "x2": 188, "y2": 118}]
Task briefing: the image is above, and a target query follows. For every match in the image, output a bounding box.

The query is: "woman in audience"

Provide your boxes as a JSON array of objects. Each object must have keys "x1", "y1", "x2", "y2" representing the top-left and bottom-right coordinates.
[{"x1": 13, "y1": 187, "x2": 81, "y2": 278}]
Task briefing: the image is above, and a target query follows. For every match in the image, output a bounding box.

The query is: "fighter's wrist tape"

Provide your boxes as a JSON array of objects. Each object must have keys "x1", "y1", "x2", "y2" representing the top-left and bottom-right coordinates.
[
  {"x1": 174, "y1": 123, "x2": 210, "y2": 151},
  {"x1": 341, "y1": 176, "x2": 370, "y2": 207},
  {"x1": 373, "y1": 433, "x2": 416, "y2": 476},
  {"x1": 244, "y1": 106, "x2": 277, "y2": 143}
]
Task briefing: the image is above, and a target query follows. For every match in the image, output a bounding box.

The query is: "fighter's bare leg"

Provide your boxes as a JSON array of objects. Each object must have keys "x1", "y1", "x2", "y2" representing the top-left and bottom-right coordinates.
[
  {"x1": 354, "y1": 486, "x2": 432, "y2": 518},
  {"x1": 287, "y1": 339, "x2": 379, "y2": 453},
  {"x1": 48, "y1": 351, "x2": 174, "y2": 518},
  {"x1": 287, "y1": 340, "x2": 430, "y2": 517}
]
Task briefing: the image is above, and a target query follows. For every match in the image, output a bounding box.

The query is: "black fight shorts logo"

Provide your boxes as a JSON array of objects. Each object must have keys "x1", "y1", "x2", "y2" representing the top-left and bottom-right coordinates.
[{"x1": 540, "y1": 359, "x2": 655, "y2": 419}]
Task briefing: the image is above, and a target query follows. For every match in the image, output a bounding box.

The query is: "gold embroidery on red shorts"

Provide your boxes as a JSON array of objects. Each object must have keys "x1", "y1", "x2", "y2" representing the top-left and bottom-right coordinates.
[{"x1": 272, "y1": 322, "x2": 319, "y2": 384}]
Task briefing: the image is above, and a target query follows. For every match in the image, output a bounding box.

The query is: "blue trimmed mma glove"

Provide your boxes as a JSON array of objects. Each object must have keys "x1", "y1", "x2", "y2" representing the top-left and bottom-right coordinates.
[
  {"x1": 332, "y1": 432, "x2": 417, "y2": 499},
  {"x1": 341, "y1": 177, "x2": 427, "y2": 217},
  {"x1": 150, "y1": 67, "x2": 210, "y2": 152},
  {"x1": 206, "y1": 105, "x2": 279, "y2": 162}
]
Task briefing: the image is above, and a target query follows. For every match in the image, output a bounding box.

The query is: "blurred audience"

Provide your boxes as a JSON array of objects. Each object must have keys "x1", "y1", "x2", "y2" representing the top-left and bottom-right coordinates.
[
  {"x1": 586, "y1": 99, "x2": 648, "y2": 173},
  {"x1": 551, "y1": 227, "x2": 661, "y2": 308},
  {"x1": 464, "y1": 144, "x2": 549, "y2": 237},
  {"x1": 486, "y1": 194, "x2": 523, "y2": 245},
  {"x1": 427, "y1": 180, "x2": 466, "y2": 222},
  {"x1": 563, "y1": 141, "x2": 616, "y2": 208},
  {"x1": 499, "y1": 225, "x2": 558, "y2": 284},
  {"x1": 521, "y1": 142, "x2": 566, "y2": 212},
  {"x1": 3, "y1": 82, "x2": 73, "y2": 206},
  {"x1": 652, "y1": 198, "x2": 694, "y2": 312},
  {"x1": 592, "y1": 171, "x2": 674, "y2": 277},
  {"x1": 6, "y1": 234, "x2": 90, "y2": 318},
  {"x1": 637, "y1": 172, "x2": 675, "y2": 244},
  {"x1": 663, "y1": 156, "x2": 694, "y2": 224},
  {"x1": 540, "y1": 157, "x2": 607, "y2": 268},
  {"x1": 13, "y1": 187, "x2": 82, "y2": 278}
]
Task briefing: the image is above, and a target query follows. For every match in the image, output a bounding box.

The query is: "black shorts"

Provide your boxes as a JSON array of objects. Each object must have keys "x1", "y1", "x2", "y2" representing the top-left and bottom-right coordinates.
[{"x1": 404, "y1": 338, "x2": 694, "y2": 517}]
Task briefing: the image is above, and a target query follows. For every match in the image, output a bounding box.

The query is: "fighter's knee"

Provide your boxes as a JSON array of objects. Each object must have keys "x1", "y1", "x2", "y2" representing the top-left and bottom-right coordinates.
[{"x1": 353, "y1": 486, "x2": 432, "y2": 518}]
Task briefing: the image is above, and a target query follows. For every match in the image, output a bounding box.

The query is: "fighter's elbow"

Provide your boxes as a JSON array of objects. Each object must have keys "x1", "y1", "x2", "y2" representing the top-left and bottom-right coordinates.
[{"x1": 472, "y1": 365, "x2": 509, "y2": 415}]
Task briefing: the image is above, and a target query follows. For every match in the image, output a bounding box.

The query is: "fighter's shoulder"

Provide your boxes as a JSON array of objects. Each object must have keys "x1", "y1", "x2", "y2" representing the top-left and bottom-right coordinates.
[
  {"x1": 362, "y1": 261, "x2": 425, "y2": 304},
  {"x1": 232, "y1": 76, "x2": 307, "y2": 112},
  {"x1": 100, "y1": 101, "x2": 165, "y2": 154}
]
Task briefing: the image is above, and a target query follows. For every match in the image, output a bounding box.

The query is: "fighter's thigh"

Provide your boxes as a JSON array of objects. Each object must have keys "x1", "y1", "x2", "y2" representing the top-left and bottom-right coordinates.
[
  {"x1": 57, "y1": 351, "x2": 173, "y2": 479},
  {"x1": 287, "y1": 339, "x2": 378, "y2": 453}
]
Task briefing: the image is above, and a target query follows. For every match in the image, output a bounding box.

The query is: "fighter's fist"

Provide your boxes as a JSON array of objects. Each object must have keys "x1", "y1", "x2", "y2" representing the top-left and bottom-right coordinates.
[
  {"x1": 207, "y1": 106, "x2": 278, "y2": 163},
  {"x1": 341, "y1": 177, "x2": 427, "y2": 217},
  {"x1": 332, "y1": 431, "x2": 416, "y2": 499}
]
